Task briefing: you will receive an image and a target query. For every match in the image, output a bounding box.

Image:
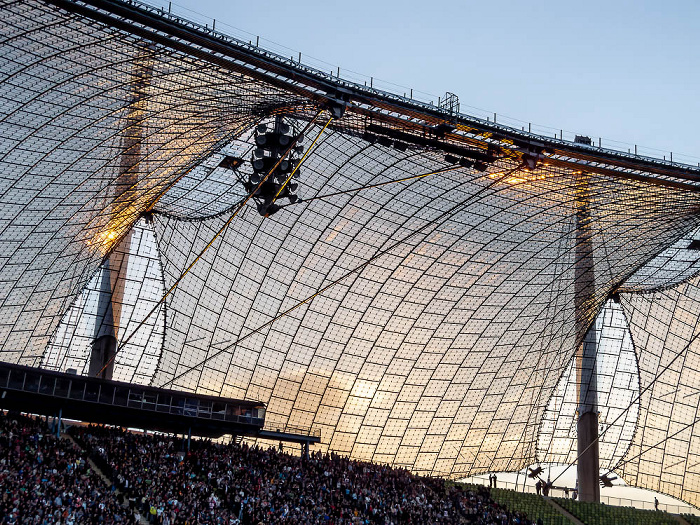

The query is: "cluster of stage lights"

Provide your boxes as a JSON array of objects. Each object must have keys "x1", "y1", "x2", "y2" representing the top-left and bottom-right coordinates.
[
  {"x1": 523, "y1": 466, "x2": 619, "y2": 491},
  {"x1": 246, "y1": 116, "x2": 304, "y2": 216}
]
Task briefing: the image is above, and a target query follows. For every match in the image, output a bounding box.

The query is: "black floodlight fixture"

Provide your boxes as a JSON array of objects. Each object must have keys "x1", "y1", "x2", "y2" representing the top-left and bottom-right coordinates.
[
  {"x1": 252, "y1": 158, "x2": 265, "y2": 171},
  {"x1": 599, "y1": 473, "x2": 616, "y2": 488},
  {"x1": 377, "y1": 136, "x2": 393, "y2": 148},
  {"x1": 257, "y1": 201, "x2": 280, "y2": 216},
  {"x1": 445, "y1": 154, "x2": 475, "y2": 169},
  {"x1": 325, "y1": 99, "x2": 346, "y2": 119},
  {"x1": 433, "y1": 122, "x2": 455, "y2": 137},
  {"x1": 248, "y1": 115, "x2": 306, "y2": 216},
  {"x1": 393, "y1": 141, "x2": 408, "y2": 152},
  {"x1": 363, "y1": 132, "x2": 378, "y2": 144},
  {"x1": 528, "y1": 466, "x2": 544, "y2": 478},
  {"x1": 325, "y1": 88, "x2": 350, "y2": 120}
]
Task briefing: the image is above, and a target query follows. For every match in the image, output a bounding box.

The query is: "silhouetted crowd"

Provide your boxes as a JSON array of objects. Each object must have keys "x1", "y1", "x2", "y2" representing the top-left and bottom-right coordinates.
[{"x1": 1, "y1": 412, "x2": 539, "y2": 524}]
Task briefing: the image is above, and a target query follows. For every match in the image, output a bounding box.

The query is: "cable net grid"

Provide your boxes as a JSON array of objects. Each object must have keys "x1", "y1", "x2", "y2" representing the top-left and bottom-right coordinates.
[
  {"x1": 3, "y1": 0, "x2": 700, "y2": 505},
  {"x1": 0, "y1": 0, "x2": 295, "y2": 364},
  {"x1": 537, "y1": 300, "x2": 640, "y2": 466},
  {"x1": 149, "y1": 130, "x2": 700, "y2": 479},
  {"x1": 42, "y1": 218, "x2": 166, "y2": 384},
  {"x1": 618, "y1": 278, "x2": 700, "y2": 505}
]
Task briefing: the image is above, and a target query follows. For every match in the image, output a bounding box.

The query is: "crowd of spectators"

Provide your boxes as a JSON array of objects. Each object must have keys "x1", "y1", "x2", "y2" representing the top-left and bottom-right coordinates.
[
  {"x1": 70, "y1": 424, "x2": 539, "y2": 525},
  {"x1": 0, "y1": 413, "x2": 138, "y2": 525},
  {"x1": 0, "y1": 410, "x2": 542, "y2": 524}
]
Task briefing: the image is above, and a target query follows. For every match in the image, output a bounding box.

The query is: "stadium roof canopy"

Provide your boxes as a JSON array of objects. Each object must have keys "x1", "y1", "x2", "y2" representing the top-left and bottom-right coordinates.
[{"x1": 3, "y1": 0, "x2": 700, "y2": 507}]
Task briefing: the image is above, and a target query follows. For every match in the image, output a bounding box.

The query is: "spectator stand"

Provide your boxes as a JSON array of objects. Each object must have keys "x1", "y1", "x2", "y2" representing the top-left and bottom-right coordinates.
[{"x1": 0, "y1": 362, "x2": 262, "y2": 442}]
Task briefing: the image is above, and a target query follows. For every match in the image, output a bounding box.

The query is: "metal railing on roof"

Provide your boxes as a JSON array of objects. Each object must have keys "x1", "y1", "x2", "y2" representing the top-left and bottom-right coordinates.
[
  {"x1": 68, "y1": 0, "x2": 700, "y2": 174},
  {"x1": 263, "y1": 422, "x2": 321, "y2": 438}
]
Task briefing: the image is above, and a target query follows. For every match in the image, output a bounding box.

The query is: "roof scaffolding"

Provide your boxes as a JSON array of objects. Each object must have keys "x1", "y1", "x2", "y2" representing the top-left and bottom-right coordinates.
[{"x1": 3, "y1": 0, "x2": 700, "y2": 508}]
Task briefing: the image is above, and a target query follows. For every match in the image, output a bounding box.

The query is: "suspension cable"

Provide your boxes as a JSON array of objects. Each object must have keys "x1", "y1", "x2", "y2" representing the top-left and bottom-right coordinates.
[
  {"x1": 279, "y1": 165, "x2": 461, "y2": 208},
  {"x1": 608, "y1": 410, "x2": 700, "y2": 475},
  {"x1": 159, "y1": 166, "x2": 519, "y2": 389},
  {"x1": 95, "y1": 110, "x2": 324, "y2": 377},
  {"x1": 550, "y1": 319, "x2": 700, "y2": 485}
]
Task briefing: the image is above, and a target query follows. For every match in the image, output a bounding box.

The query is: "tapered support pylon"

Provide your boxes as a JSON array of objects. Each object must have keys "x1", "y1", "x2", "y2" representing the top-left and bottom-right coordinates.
[{"x1": 574, "y1": 173, "x2": 600, "y2": 503}]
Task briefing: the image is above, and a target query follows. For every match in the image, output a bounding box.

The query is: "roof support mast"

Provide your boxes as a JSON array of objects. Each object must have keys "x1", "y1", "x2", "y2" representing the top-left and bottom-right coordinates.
[
  {"x1": 575, "y1": 172, "x2": 600, "y2": 503},
  {"x1": 89, "y1": 44, "x2": 153, "y2": 380}
]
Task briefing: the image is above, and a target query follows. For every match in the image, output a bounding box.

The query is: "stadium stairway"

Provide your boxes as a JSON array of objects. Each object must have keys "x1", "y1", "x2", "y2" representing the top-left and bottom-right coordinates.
[
  {"x1": 64, "y1": 431, "x2": 150, "y2": 525},
  {"x1": 63, "y1": 433, "x2": 112, "y2": 487},
  {"x1": 546, "y1": 497, "x2": 585, "y2": 525}
]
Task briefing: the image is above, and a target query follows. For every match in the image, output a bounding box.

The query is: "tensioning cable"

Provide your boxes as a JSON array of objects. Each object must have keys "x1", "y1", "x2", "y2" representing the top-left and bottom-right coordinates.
[
  {"x1": 159, "y1": 166, "x2": 522, "y2": 389},
  {"x1": 279, "y1": 164, "x2": 462, "y2": 208},
  {"x1": 550, "y1": 319, "x2": 700, "y2": 486},
  {"x1": 95, "y1": 109, "x2": 324, "y2": 377}
]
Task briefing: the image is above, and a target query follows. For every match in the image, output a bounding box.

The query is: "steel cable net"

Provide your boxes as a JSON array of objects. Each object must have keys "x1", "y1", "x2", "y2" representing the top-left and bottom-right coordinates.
[
  {"x1": 0, "y1": 0, "x2": 295, "y2": 364},
  {"x1": 148, "y1": 140, "x2": 700, "y2": 479},
  {"x1": 616, "y1": 276, "x2": 700, "y2": 506},
  {"x1": 537, "y1": 299, "x2": 640, "y2": 468},
  {"x1": 4, "y1": 0, "x2": 700, "y2": 499},
  {"x1": 41, "y1": 218, "x2": 166, "y2": 384}
]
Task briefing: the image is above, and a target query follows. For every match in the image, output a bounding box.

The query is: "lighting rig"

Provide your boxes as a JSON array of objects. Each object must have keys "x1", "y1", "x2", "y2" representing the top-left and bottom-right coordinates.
[
  {"x1": 528, "y1": 466, "x2": 544, "y2": 479},
  {"x1": 246, "y1": 116, "x2": 304, "y2": 216},
  {"x1": 599, "y1": 473, "x2": 617, "y2": 488},
  {"x1": 518, "y1": 145, "x2": 547, "y2": 171}
]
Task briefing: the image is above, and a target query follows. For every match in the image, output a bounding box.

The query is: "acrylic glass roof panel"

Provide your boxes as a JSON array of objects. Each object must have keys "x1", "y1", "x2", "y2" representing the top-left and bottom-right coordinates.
[
  {"x1": 0, "y1": 0, "x2": 295, "y2": 364},
  {"x1": 42, "y1": 218, "x2": 166, "y2": 383},
  {"x1": 537, "y1": 299, "x2": 640, "y2": 469},
  {"x1": 618, "y1": 226, "x2": 700, "y2": 293},
  {"x1": 619, "y1": 277, "x2": 700, "y2": 506},
  {"x1": 3, "y1": 0, "x2": 700, "y2": 505},
  {"x1": 146, "y1": 120, "x2": 700, "y2": 479}
]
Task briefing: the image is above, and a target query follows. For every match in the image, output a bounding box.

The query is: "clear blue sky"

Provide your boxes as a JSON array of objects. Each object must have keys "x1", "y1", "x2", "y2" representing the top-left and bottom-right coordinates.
[{"x1": 163, "y1": 0, "x2": 700, "y2": 163}]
